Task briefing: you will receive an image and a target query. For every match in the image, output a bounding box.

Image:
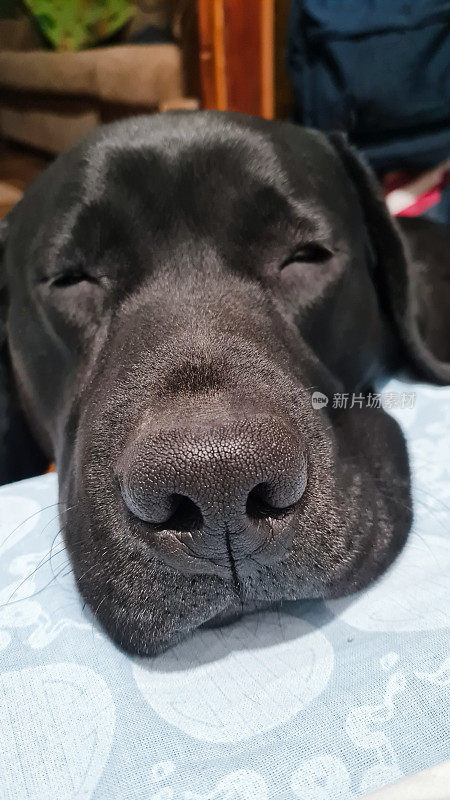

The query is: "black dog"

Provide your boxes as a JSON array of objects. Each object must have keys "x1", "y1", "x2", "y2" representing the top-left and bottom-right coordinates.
[{"x1": 1, "y1": 112, "x2": 449, "y2": 654}]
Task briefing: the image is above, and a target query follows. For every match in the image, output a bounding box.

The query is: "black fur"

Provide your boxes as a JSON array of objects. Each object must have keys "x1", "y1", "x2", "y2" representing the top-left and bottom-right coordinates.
[{"x1": 0, "y1": 112, "x2": 448, "y2": 654}]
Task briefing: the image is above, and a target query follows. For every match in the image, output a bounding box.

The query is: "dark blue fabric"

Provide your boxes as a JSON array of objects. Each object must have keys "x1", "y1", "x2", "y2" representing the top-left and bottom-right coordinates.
[
  {"x1": 287, "y1": 0, "x2": 450, "y2": 172},
  {"x1": 423, "y1": 184, "x2": 450, "y2": 226}
]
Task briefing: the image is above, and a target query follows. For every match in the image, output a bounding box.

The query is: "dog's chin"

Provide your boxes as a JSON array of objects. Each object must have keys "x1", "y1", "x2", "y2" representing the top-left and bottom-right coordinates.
[
  {"x1": 70, "y1": 543, "x2": 238, "y2": 656},
  {"x1": 76, "y1": 565, "x2": 277, "y2": 656}
]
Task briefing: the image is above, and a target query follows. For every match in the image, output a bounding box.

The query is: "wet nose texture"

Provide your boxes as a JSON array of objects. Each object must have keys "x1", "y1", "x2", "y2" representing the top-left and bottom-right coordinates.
[{"x1": 118, "y1": 418, "x2": 307, "y2": 569}]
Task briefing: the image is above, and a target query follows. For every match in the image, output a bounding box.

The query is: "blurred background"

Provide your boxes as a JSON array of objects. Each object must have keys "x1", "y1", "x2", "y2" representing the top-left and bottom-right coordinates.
[{"x1": 0, "y1": 0, "x2": 449, "y2": 224}]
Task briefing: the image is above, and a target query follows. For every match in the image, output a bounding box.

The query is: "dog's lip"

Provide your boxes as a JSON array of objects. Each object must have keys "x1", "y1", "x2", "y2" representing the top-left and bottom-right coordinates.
[
  {"x1": 132, "y1": 511, "x2": 298, "y2": 579},
  {"x1": 146, "y1": 529, "x2": 235, "y2": 578}
]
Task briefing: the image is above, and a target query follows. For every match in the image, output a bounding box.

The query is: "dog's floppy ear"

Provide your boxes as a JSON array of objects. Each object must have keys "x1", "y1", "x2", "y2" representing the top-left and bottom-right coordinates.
[
  {"x1": 0, "y1": 213, "x2": 47, "y2": 484},
  {"x1": 329, "y1": 132, "x2": 450, "y2": 385}
]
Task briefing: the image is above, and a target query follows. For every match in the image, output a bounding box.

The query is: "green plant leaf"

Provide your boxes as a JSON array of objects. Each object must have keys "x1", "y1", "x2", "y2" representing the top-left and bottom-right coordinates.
[{"x1": 22, "y1": 0, "x2": 133, "y2": 51}]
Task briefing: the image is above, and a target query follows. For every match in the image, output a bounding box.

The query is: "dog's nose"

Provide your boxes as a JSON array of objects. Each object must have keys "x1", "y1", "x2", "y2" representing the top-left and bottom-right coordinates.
[{"x1": 118, "y1": 418, "x2": 307, "y2": 565}]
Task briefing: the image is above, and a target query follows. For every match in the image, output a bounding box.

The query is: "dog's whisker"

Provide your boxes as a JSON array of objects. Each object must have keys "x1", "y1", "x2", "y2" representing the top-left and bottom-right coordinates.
[
  {"x1": 0, "y1": 562, "x2": 73, "y2": 609},
  {"x1": 0, "y1": 517, "x2": 86, "y2": 608},
  {"x1": 1, "y1": 544, "x2": 69, "y2": 608},
  {"x1": 0, "y1": 501, "x2": 64, "y2": 551},
  {"x1": 414, "y1": 485, "x2": 450, "y2": 513}
]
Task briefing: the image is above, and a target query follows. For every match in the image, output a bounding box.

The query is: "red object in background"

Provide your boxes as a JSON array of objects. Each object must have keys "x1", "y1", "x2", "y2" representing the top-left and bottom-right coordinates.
[{"x1": 384, "y1": 162, "x2": 450, "y2": 217}]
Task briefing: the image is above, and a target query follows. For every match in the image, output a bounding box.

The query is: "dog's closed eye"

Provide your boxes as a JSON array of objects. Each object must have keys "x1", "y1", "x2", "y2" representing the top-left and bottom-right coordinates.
[
  {"x1": 280, "y1": 243, "x2": 333, "y2": 270},
  {"x1": 48, "y1": 270, "x2": 99, "y2": 288}
]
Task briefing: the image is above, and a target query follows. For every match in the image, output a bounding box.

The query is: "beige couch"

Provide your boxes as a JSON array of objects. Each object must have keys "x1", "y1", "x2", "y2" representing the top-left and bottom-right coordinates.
[{"x1": 0, "y1": 3, "x2": 198, "y2": 154}]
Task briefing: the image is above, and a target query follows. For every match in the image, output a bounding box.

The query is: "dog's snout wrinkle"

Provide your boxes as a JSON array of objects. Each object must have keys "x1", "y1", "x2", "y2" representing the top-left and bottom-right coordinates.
[{"x1": 118, "y1": 417, "x2": 307, "y2": 575}]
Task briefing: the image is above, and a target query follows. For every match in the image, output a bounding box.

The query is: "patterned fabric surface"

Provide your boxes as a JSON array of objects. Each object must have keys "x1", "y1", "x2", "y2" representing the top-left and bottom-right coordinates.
[{"x1": 0, "y1": 379, "x2": 449, "y2": 800}]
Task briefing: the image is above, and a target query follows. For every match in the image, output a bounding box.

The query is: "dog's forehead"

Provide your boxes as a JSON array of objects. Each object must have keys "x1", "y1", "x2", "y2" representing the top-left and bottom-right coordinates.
[
  {"x1": 79, "y1": 113, "x2": 342, "y2": 208},
  {"x1": 83, "y1": 115, "x2": 289, "y2": 200}
]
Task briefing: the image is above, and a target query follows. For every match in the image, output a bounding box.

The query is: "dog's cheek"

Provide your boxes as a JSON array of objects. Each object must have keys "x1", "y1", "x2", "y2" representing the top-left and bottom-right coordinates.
[{"x1": 263, "y1": 407, "x2": 411, "y2": 599}]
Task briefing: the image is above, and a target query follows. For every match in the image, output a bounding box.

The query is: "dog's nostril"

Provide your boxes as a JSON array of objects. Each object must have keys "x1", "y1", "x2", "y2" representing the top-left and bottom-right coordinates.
[
  {"x1": 159, "y1": 494, "x2": 203, "y2": 533},
  {"x1": 246, "y1": 483, "x2": 294, "y2": 520}
]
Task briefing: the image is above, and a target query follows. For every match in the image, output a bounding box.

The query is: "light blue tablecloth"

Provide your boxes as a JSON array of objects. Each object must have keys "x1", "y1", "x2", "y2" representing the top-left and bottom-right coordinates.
[{"x1": 1, "y1": 379, "x2": 449, "y2": 800}]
